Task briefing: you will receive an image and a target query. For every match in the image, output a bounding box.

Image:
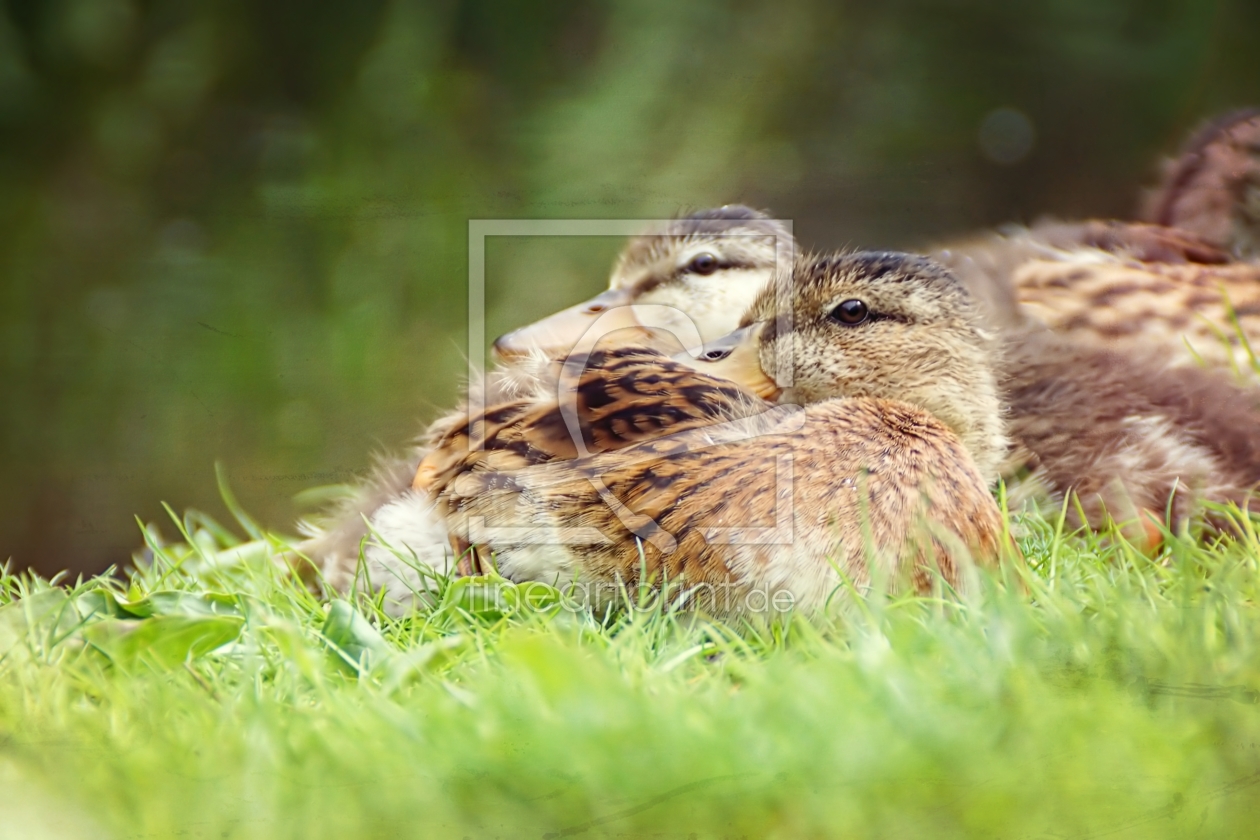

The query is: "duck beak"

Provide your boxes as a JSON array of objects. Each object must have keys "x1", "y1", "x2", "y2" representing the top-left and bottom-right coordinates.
[
  {"x1": 672, "y1": 323, "x2": 781, "y2": 401},
  {"x1": 492, "y1": 288, "x2": 647, "y2": 360}
]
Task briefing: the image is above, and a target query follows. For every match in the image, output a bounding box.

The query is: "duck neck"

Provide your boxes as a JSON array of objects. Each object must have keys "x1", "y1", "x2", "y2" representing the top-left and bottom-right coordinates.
[{"x1": 914, "y1": 369, "x2": 1007, "y2": 484}]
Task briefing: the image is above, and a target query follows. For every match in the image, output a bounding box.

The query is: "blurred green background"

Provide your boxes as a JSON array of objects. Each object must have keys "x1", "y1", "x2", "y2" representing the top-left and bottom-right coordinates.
[{"x1": 3, "y1": 0, "x2": 1259, "y2": 577}]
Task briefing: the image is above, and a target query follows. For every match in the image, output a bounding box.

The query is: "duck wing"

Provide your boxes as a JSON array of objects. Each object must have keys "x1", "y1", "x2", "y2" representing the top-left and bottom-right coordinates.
[
  {"x1": 1013, "y1": 256, "x2": 1260, "y2": 373},
  {"x1": 414, "y1": 346, "x2": 767, "y2": 499}
]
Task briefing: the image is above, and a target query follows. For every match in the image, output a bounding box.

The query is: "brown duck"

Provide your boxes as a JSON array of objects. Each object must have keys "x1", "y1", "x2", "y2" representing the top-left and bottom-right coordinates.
[{"x1": 417, "y1": 251, "x2": 1008, "y2": 615}]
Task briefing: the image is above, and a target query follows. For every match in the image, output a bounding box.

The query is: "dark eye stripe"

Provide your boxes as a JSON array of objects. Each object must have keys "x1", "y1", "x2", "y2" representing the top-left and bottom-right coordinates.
[
  {"x1": 679, "y1": 257, "x2": 757, "y2": 278},
  {"x1": 629, "y1": 257, "x2": 754, "y2": 296}
]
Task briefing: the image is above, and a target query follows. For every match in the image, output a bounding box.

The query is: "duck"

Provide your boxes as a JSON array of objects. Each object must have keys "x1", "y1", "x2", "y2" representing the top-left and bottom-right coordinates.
[
  {"x1": 297, "y1": 205, "x2": 789, "y2": 606},
  {"x1": 492, "y1": 204, "x2": 792, "y2": 359},
  {"x1": 932, "y1": 110, "x2": 1260, "y2": 375},
  {"x1": 420, "y1": 251, "x2": 1009, "y2": 615}
]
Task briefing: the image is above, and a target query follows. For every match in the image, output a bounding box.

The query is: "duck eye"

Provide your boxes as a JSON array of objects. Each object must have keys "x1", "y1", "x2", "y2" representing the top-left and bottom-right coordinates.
[
  {"x1": 687, "y1": 253, "x2": 719, "y2": 275},
  {"x1": 830, "y1": 299, "x2": 869, "y2": 325}
]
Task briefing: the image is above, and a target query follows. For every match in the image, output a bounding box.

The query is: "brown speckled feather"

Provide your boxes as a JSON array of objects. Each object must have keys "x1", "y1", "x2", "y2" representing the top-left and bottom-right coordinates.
[
  {"x1": 1014, "y1": 257, "x2": 1260, "y2": 373},
  {"x1": 415, "y1": 346, "x2": 768, "y2": 499},
  {"x1": 1142, "y1": 109, "x2": 1260, "y2": 258},
  {"x1": 932, "y1": 220, "x2": 1239, "y2": 331},
  {"x1": 303, "y1": 206, "x2": 785, "y2": 598},
  {"x1": 441, "y1": 388, "x2": 1003, "y2": 613}
]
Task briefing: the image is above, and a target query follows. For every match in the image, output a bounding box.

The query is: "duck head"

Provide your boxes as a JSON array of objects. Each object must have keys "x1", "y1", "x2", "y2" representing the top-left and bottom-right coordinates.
[
  {"x1": 681, "y1": 251, "x2": 1009, "y2": 481},
  {"x1": 492, "y1": 205, "x2": 792, "y2": 361}
]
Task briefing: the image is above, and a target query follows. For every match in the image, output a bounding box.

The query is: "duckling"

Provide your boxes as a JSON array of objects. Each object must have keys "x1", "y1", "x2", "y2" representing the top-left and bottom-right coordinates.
[
  {"x1": 493, "y1": 204, "x2": 791, "y2": 359},
  {"x1": 298, "y1": 206, "x2": 789, "y2": 604},
  {"x1": 423, "y1": 252, "x2": 1008, "y2": 615}
]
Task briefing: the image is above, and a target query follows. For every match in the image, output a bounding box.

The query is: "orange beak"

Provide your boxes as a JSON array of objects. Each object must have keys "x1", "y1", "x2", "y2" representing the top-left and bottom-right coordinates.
[{"x1": 672, "y1": 323, "x2": 781, "y2": 401}]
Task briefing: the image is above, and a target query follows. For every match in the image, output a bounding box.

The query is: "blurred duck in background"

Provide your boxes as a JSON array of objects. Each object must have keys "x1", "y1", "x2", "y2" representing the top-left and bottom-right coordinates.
[
  {"x1": 901, "y1": 110, "x2": 1260, "y2": 544},
  {"x1": 935, "y1": 110, "x2": 1260, "y2": 376},
  {"x1": 1143, "y1": 109, "x2": 1260, "y2": 259}
]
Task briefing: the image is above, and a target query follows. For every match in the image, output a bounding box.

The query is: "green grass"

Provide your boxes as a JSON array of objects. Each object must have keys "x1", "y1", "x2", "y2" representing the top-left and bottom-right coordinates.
[{"x1": 5, "y1": 493, "x2": 1260, "y2": 839}]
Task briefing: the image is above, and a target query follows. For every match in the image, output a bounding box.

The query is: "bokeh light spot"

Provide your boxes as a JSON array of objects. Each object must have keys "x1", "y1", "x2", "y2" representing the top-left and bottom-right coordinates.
[{"x1": 977, "y1": 107, "x2": 1036, "y2": 165}]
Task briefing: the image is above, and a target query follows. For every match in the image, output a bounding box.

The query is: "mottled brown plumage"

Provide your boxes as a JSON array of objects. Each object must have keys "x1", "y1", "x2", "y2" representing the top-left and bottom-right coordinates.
[
  {"x1": 931, "y1": 219, "x2": 1235, "y2": 330},
  {"x1": 302, "y1": 206, "x2": 786, "y2": 603},
  {"x1": 425, "y1": 252, "x2": 1008, "y2": 616},
  {"x1": 931, "y1": 111, "x2": 1260, "y2": 374},
  {"x1": 1002, "y1": 329, "x2": 1260, "y2": 542},
  {"x1": 415, "y1": 347, "x2": 764, "y2": 494},
  {"x1": 930, "y1": 219, "x2": 1260, "y2": 373},
  {"x1": 1012, "y1": 254, "x2": 1260, "y2": 375},
  {"x1": 415, "y1": 347, "x2": 775, "y2": 578},
  {"x1": 1142, "y1": 109, "x2": 1260, "y2": 258}
]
